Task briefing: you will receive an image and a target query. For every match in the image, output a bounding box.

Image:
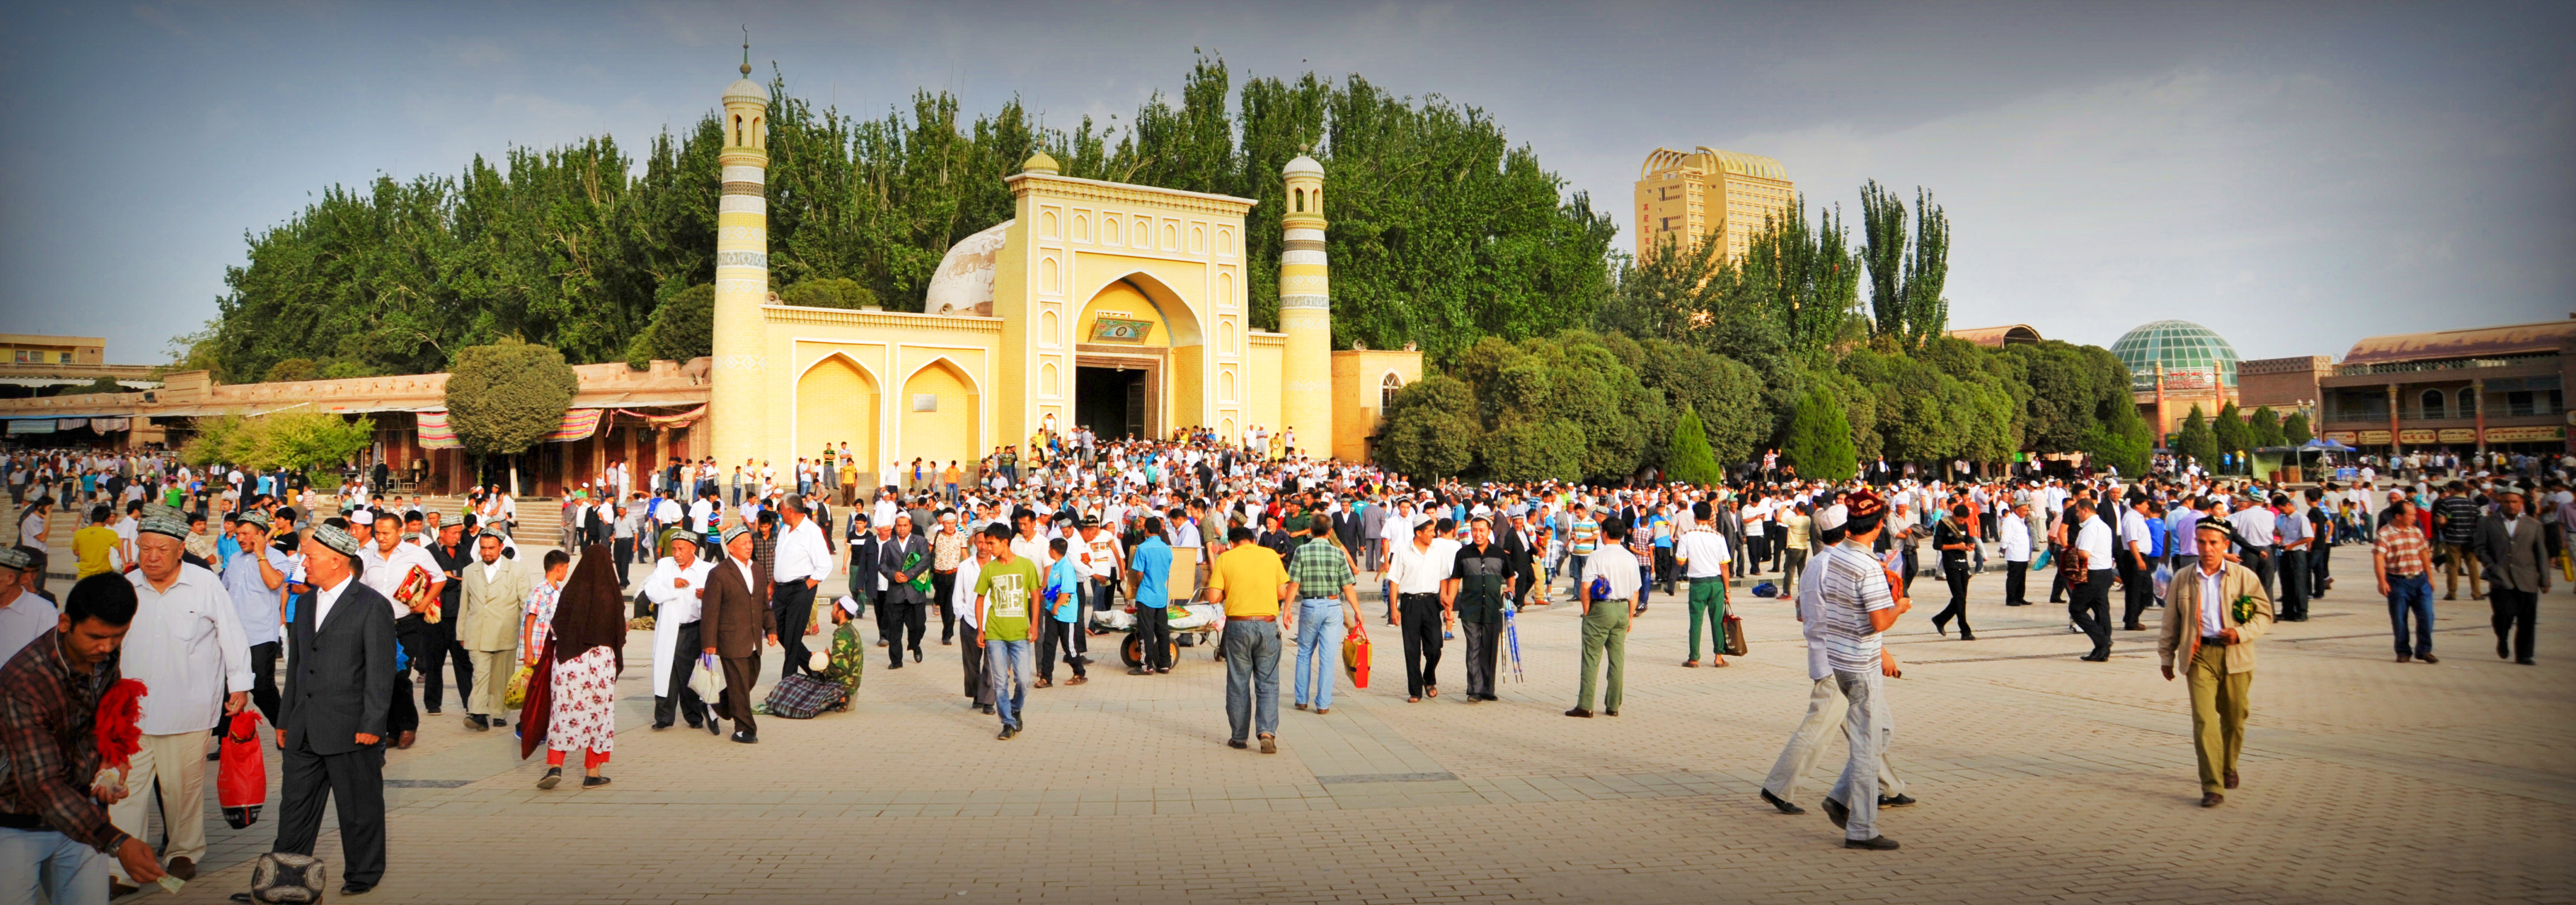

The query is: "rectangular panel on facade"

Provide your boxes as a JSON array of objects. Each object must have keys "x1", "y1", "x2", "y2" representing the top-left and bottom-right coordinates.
[
  {"x1": 912, "y1": 394, "x2": 939, "y2": 412},
  {"x1": 2324, "y1": 431, "x2": 2359, "y2": 443},
  {"x1": 2359, "y1": 430, "x2": 2392, "y2": 445},
  {"x1": 2483, "y1": 426, "x2": 2565, "y2": 443},
  {"x1": 2397, "y1": 429, "x2": 2437, "y2": 444},
  {"x1": 2436, "y1": 429, "x2": 2477, "y2": 444}
]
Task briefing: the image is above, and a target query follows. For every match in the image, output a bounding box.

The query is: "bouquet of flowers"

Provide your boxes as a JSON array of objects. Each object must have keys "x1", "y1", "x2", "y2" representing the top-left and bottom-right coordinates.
[{"x1": 92, "y1": 679, "x2": 148, "y2": 800}]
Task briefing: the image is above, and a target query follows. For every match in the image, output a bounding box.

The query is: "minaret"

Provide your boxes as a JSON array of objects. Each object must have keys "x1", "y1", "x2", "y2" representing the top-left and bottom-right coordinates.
[
  {"x1": 708, "y1": 42, "x2": 769, "y2": 470},
  {"x1": 1278, "y1": 154, "x2": 1332, "y2": 459}
]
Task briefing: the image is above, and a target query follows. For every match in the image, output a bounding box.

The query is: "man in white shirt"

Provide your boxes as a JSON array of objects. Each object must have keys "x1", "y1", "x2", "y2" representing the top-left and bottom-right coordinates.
[
  {"x1": 112, "y1": 515, "x2": 252, "y2": 886},
  {"x1": 1675, "y1": 501, "x2": 1733, "y2": 668},
  {"x1": 645, "y1": 530, "x2": 717, "y2": 731},
  {"x1": 358, "y1": 509, "x2": 445, "y2": 749},
  {"x1": 2071, "y1": 499, "x2": 2118, "y2": 662},
  {"x1": 952, "y1": 536, "x2": 993, "y2": 713},
  {"x1": 1998, "y1": 501, "x2": 2034, "y2": 606},
  {"x1": 0, "y1": 541, "x2": 56, "y2": 660},
  {"x1": 771, "y1": 496, "x2": 832, "y2": 680},
  {"x1": 1386, "y1": 518, "x2": 1453, "y2": 702}
]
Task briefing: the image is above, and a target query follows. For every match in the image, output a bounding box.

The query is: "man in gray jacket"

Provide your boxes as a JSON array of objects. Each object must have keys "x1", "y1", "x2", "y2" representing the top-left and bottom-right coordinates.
[{"x1": 2476, "y1": 487, "x2": 2548, "y2": 665}]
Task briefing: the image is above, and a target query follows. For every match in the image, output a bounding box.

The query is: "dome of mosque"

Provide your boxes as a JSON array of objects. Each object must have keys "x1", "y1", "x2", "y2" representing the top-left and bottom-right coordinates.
[
  {"x1": 2111, "y1": 320, "x2": 2240, "y2": 390},
  {"x1": 1284, "y1": 154, "x2": 1324, "y2": 177},
  {"x1": 723, "y1": 78, "x2": 767, "y2": 104}
]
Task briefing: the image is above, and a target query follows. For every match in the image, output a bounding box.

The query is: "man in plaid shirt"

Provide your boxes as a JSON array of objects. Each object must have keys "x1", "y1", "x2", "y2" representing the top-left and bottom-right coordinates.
[
  {"x1": 1285, "y1": 518, "x2": 1358, "y2": 714},
  {"x1": 2374, "y1": 498, "x2": 2437, "y2": 663},
  {"x1": 1, "y1": 575, "x2": 168, "y2": 900}
]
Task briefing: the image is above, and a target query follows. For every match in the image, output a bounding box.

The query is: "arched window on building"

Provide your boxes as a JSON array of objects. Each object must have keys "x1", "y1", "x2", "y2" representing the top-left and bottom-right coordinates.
[
  {"x1": 1381, "y1": 372, "x2": 1402, "y2": 408},
  {"x1": 2420, "y1": 389, "x2": 2445, "y2": 420},
  {"x1": 2457, "y1": 387, "x2": 2477, "y2": 416}
]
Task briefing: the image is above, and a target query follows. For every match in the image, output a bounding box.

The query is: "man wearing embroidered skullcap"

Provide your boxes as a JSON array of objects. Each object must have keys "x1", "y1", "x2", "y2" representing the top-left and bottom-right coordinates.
[{"x1": 105, "y1": 512, "x2": 251, "y2": 890}]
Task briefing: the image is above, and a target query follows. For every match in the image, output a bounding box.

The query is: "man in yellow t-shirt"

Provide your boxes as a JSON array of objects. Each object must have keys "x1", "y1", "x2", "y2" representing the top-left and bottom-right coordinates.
[
  {"x1": 72, "y1": 504, "x2": 121, "y2": 579},
  {"x1": 1205, "y1": 526, "x2": 1292, "y2": 752}
]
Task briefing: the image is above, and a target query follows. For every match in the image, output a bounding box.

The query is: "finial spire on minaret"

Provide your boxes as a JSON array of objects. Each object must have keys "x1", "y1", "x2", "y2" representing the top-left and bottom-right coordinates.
[{"x1": 740, "y1": 25, "x2": 751, "y2": 76}]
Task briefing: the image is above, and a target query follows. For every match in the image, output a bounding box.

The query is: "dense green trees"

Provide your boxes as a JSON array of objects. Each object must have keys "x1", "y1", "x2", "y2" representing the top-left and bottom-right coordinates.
[
  {"x1": 180, "y1": 412, "x2": 375, "y2": 483},
  {"x1": 445, "y1": 340, "x2": 579, "y2": 458},
  {"x1": 2282, "y1": 411, "x2": 2313, "y2": 444},
  {"x1": 1857, "y1": 181, "x2": 1951, "y2": 349},
  {"x1": 1664, "y1": 406, "x2": 1722, "y2": 485},
  {"x1": 1782, "y1": 390, "x2": 1858, "y2": 482},
  {"x1": 2174, "y1": 406, "x2": 2220, "y2": 469},
  {"x1": 194, "y1": 56, "x2": 1612, "y2": 380}
]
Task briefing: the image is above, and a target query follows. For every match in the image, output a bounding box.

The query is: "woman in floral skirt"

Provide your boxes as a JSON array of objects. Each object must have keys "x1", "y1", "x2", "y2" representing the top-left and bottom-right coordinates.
[{"x1": 523, "y1": 548, "x2": 626, "y2": 789}]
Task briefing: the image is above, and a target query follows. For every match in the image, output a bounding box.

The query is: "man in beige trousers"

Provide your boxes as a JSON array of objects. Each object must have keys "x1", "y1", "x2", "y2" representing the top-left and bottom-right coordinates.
[
  {"x1": 456, "y1": 530, "x2": 530, "y2": 731},
  {"x1": 2159, "y1": 519, "x2": 2273, "y2": 808}
]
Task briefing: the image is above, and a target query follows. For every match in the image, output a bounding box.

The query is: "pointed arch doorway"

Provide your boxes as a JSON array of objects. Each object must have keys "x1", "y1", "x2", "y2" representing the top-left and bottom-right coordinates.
[{"x1": 1071, "y1": 272, "x2": 1203, "y2": 442}]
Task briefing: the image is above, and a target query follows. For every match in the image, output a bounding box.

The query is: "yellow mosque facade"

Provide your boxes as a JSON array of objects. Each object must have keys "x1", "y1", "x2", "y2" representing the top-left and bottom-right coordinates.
[{"x1": 703, "y1": 69, "x2": 1418, "y2": 484}]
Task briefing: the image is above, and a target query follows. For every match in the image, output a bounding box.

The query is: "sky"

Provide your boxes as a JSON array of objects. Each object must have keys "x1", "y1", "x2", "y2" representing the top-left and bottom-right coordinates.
[{"x1": 1, "y1": 1, "x2": 2569, "y2": 366}]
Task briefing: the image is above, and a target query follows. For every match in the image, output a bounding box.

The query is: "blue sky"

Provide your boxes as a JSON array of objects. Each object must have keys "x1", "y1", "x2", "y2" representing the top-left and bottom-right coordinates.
[{"x1": 1, "y1": 1, "x2": 2568, "y2": 364}]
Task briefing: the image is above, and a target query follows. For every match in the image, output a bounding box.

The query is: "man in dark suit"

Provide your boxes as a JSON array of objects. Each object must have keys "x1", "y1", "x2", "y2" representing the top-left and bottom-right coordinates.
[
  {"x1": 849, "y1": 517, "x2": 888, "y2": 647},
  {"x1": 700, "y1": 527, "x2": 774, "y2": 743},
  {"x1": 2475, "y1": 487, "x2": 2548, "y2": 665},
  {"x1": 268, "y1": 524, "x2": 396, "y2": 898},
  {"x1": 878, "y1": 516, "x2": 933, "y2": 669}
]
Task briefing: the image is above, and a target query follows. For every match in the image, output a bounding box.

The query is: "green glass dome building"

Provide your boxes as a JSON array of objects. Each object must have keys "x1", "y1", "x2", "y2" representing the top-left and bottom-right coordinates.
[{"x1": 2111, "y1": 320, "x2": 2240, "y2": 390}]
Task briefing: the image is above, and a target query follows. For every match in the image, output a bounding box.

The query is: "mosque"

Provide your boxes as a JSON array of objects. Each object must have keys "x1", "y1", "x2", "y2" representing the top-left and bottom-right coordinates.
[{"x1": 704, "y1": 64, "x2": 1419, "y2": 482}]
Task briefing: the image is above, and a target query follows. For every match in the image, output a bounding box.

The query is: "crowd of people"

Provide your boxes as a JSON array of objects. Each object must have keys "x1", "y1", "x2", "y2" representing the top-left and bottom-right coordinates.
[{"x1": 2, "y1": 435, "x2": 2569, "y2": 898}]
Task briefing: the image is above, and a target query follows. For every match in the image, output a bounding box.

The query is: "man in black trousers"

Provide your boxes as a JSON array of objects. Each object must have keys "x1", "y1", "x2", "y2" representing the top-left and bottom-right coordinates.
[
  {"x1": 421, "y1": 521, "x2": 475, "y2": 716},
  {"x1": 2069, "y1": 499, "x2": 2117, "y2": 662},
  {"x1": 265, "y1": 525, "x2": 396, "y2": 898}
]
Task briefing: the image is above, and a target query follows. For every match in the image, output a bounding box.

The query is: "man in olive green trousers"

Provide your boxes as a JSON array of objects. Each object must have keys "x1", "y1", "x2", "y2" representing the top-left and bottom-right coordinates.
[
  {"x1": 2160, "y1": 520, "x2": 2273, "y2": 808},
  {"x1": 1569, "y1": 520, "x2": 1643, "y2": 718}
]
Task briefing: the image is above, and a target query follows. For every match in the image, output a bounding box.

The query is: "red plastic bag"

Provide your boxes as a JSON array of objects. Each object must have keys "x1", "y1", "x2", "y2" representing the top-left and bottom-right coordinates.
[
  {"x1": 1341, "y1": 628, "x2": 1371, "y2": 689},
  {"x1": 218, "y1": 711, "x2": 266, "y2": 829}
]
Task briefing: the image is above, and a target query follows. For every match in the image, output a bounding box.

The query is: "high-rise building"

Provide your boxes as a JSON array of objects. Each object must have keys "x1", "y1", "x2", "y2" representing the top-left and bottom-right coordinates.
[{"x1": 1633, "y1": 147, "x2": 1793, "y2": 262}]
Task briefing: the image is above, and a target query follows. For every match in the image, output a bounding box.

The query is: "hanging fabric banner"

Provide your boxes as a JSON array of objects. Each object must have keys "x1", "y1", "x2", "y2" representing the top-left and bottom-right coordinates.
[
  {"x1": 53, "y1": 419, "x2": 87, "y2": 432},
  {"x1": 88, "y1": 418, "x2": 131, "y2": 433},
  {"x1": 5, "y1": 420, "x2": 55, "y2": 435},
  {"x1": 416, "y1": 410, "x2": 461, "y2": 450},
  {"x1": 614, "y1": 404, "x2": 708, "y2": 429},
  {"x1": 547, "y1": 408, "x2": 603, "y2": 443}
]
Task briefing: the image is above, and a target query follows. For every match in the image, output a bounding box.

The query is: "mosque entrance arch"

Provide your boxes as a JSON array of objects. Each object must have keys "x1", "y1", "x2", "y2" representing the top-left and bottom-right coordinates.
[
  {"x1": 795, "y1": 354, "x2": 878, "y2": 486},
  {"x1": 1070, "y1": 272, "x2": 1204, "y2": 441}
]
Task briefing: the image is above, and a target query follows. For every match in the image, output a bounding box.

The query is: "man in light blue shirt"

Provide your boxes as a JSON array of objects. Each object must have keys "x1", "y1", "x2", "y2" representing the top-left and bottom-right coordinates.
[
  {"x1": 222, "y1": 512, "x2": 290, "y2": 728},
  {"x1": 1128, "y1": 520, "x2": 1175, "y2": 675}
]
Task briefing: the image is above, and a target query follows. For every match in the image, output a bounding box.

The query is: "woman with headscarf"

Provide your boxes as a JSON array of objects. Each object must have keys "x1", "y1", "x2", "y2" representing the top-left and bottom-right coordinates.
[{"x1": 518, "y1": 548, "x2": 626, "y2": 789}]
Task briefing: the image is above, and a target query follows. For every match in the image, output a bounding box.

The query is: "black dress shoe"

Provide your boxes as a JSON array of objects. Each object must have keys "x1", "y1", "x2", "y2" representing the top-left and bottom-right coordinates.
[
  {"x1": 1821, "y1": 797, "x2": 1850, "y2": 829},
  {"x1": 2517, "y1": 657, "x2": 2536, "y2": 665},
  {"x1": 706, "y1": 716, "x2": 723, "y2": 736},
  {"x1": 731, "y1": 731, "x2": 759, "y2": 743},
  {"x1": 230, "y1": 894, "x2": 255, "y2": 903},
  {"x1": 2500, "y1": 636, "x2": 2511, "y2": 659},
  {"x1": 341, "y1": 881, "x2": 376, "y2": 896},
  {"x1": 1843, "y1": 835, "x2": 1899, "y2": 850},
  {"x1": 1878, "y1": 793, "x2": 1916, "y2": 808},
  {"x1": 650, "y1": 721, "x2": 672, "y2": 731},
  {"x1": 1760, "y1": 789, "x2": 1806, "y2": 814},
  {"x1": 914, "y1": 649, "x2": 924, "y2": 663}
]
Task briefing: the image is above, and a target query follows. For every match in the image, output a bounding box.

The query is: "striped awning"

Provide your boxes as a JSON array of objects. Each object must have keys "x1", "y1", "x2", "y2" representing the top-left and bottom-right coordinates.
[{"x1": 415, "y1": 407, "x2": 601, "y2": 449}]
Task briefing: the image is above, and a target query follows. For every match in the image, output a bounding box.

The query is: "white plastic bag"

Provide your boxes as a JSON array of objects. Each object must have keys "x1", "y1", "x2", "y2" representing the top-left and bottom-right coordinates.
[{"x1": 689, "y1": 653, "x2": 724, "y2": 702}]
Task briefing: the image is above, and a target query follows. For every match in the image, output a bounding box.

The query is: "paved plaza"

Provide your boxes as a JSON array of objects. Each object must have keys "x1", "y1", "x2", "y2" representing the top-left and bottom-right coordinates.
[{"x1": 56, "y1": 535, "x2": 2576, "y2": 904}]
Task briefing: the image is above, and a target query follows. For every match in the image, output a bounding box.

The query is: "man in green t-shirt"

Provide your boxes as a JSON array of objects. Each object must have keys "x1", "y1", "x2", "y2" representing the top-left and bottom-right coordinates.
[{"x1": 972, "y1": 522, "x2": 1038, "y2": 739}]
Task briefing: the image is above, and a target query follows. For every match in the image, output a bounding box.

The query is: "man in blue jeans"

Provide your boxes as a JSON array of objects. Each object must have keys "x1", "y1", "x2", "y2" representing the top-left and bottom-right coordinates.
[
  {"x1": 1207, "y1": 526, "x2": 1292, "y2": 752},
  {"x1": 1285, "y1": 518, "x2": 1360, "y2": 712},
  {"x1": 2373, "y1": 498, "x2": 2438, "y2": 663}
]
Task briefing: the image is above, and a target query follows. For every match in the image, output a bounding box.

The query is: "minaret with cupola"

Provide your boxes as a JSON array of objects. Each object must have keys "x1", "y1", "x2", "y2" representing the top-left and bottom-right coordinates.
[
  {"x1": 708, "y1": 39, "x2": 769, "y2": 469},
  {"x1": 1278, "y1": 154, "x2": 1332, "y2": 458}
]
